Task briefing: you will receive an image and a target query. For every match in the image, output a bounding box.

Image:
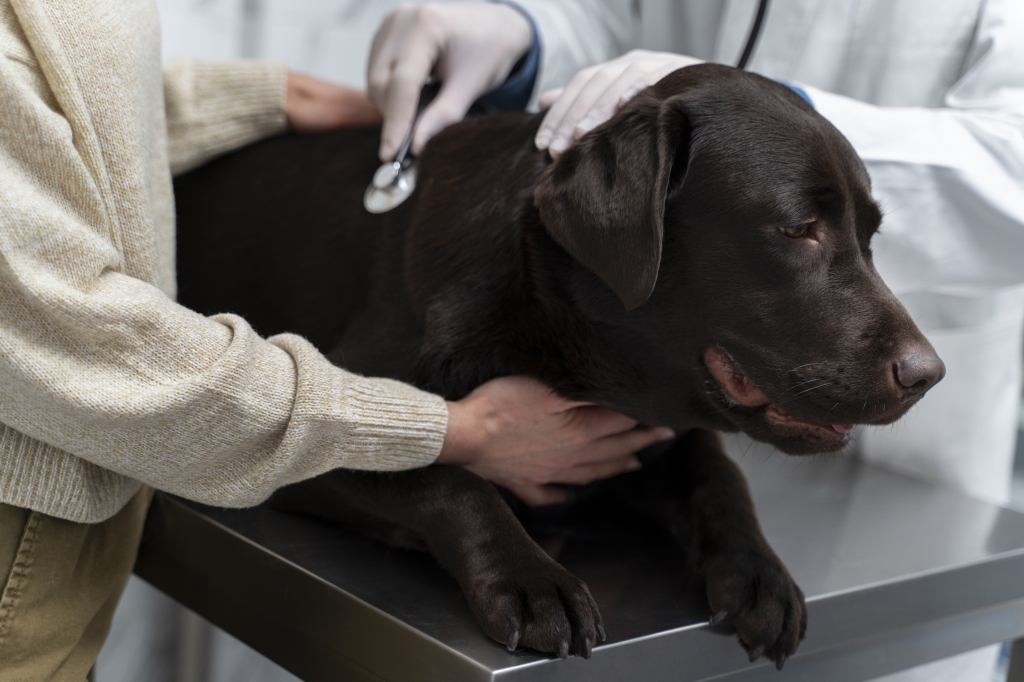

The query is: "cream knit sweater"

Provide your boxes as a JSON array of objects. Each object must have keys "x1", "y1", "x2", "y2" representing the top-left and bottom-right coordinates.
[{"x1": 0, "y1": 0, "x2": 449, "y2": 523}]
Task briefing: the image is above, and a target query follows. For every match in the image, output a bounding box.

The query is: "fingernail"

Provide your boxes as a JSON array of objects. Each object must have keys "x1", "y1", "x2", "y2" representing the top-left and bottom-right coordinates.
[
  {"x1": 625, "y1": 458, "x2": 642, "y2": 472},
  {"x1": 658, "y1": 428, "x2": 676, "y2": 442},
  {"x1": 549, "y1": 135, "x2": 568, "y2": 153},
  {"x1": 535, "y1": 129, "x2": 552, "y2": 149}
]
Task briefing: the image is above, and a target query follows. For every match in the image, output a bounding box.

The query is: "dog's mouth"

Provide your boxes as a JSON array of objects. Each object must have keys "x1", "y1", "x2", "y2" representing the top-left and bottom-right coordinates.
[{"x1": 703, "y1": 346, "x2": 855, "y2": 452}]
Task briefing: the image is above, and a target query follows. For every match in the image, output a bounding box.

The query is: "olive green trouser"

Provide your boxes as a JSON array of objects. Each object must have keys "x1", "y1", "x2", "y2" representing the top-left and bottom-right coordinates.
[{"x1": 0, "y1": 487, "x2": 153, "y2": 682}]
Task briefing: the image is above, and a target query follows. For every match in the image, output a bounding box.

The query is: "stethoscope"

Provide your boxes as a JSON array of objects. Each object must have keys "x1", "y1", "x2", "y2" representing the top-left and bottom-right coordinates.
[
  {"x1": 364, "y1": 0, "x2": 770, "y2": 214},
  {"x1": 363, "y1": 80, "x2": 441, "y2": 214}
]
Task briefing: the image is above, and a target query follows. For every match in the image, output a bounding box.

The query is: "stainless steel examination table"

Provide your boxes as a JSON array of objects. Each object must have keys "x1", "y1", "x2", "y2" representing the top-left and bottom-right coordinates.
[{"x1": 134, "y1": 446, "x2": 1024, "y2": 682}]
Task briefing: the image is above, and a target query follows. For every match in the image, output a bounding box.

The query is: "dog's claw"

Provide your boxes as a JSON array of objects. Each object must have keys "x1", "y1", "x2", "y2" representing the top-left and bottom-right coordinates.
[
  {"x1": 710, "y1": 610, "x2": 729, "y2": 626},
  {"x1": 506, "y1": 630, "x2": 520, "y2": 652},
  {"x1": 558, "y1": 641, "x2": 569, "y2": 660},
  {"x1": 748, "y1": 645, "x2": 765, "y2": 663},
  {"x1": 776, "y1": 654, "x2": 788, "y2": 671},
  {"x1": 583, "y1": 638, "x2": 592, "y2": 659},
  {"x1": 596, "y1": 624, "x2": 607, "y2": 642}
]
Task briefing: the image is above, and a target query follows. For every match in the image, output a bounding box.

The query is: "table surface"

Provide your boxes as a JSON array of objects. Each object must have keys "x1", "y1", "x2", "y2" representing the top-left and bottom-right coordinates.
[{"x1": 136, "y1": 440, "x2": 1024, "y2": 682}]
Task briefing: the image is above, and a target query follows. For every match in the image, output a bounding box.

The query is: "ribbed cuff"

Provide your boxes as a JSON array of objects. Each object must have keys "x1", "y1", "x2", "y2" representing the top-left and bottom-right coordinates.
[
  {"x1": 166, "y1": 58, "x2": 289, "y2": 175},
  {"x1": 0, "y1": 423, "x2": 142, "y2": 523},
  {"x1": 267, "y1": 334, "x2": 449, "y2": 474},
  {"x1": 335, "y1": 374, "x2": 450, "y2": 471}
]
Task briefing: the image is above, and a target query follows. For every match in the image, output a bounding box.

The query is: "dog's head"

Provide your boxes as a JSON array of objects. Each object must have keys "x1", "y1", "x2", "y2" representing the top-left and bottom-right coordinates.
[{"x1": 534, "y1": 64, "x2": 943, "y2": 454}]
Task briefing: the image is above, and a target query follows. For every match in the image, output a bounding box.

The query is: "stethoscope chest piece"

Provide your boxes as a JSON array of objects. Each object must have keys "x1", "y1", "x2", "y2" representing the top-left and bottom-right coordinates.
[
  {"x1": 363, "y1": 80, "x2": 440, "y2": 215},
  {"x1": 363, "y1": 163, "x2": 418, "y2": 214}
]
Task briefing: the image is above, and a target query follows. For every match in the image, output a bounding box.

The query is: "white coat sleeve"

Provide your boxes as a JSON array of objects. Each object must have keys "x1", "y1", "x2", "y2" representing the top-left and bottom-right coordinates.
[
  {"x1": 801, "y1": 0, "x2": 1024, "y2": 294},
  {"x1": 511, "y1": 0, "x2": 637, "y2": 107}
]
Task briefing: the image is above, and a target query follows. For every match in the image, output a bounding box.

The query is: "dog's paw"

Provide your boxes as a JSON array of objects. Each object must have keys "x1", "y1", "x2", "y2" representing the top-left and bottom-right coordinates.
[
  {"x1": 466, "y1": 555, "x2": 604, "y2": 659},
  {"x1": 704, "y1": 547, "x2": 807, "y2": 670}
]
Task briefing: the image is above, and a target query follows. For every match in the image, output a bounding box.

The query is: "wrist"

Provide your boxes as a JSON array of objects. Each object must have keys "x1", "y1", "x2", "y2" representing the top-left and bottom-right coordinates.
[
  {"x1": 490, "y1": 3, "x2": 533, "y2": 59},
  {"x1": 438, "y1": 399, "x2": 486, "y2": 466},
  {"x1": 476, "y1": 1, "x2": 540, "y2": 113}
]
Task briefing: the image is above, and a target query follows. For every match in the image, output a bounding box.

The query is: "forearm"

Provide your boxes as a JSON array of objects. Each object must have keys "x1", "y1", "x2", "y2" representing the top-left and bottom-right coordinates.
[
  {"x1": 806, "y1": 85, "x2": 1024, "y2": 291},
  {"x1": 164, "y1": 58, "x2": 288, "y2": 175},
  {"x1": 512, "y1": 0, "x2": 636, "y2": 105},
  {"x1": 0, "y1": 270, "x2": 447, "y2": 507}
]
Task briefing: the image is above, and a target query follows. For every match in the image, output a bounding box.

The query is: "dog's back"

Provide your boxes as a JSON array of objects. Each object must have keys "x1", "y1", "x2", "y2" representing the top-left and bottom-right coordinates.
[{"x1": 175, "y1": 127, "x2": 394, "y2": 351}]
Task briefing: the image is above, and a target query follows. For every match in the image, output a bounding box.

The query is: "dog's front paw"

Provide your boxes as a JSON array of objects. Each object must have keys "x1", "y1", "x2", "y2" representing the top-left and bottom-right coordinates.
[
  {"x1": 466, "y1": 554, "x2": 604, "y2": 659},
  {"x1": 705, "y1": 546, "x2": 807, "y2": 670}
]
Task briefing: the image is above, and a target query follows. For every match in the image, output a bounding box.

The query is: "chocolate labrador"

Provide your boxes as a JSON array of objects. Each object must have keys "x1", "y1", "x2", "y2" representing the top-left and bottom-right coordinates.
[{"x1": 174, "y1": 64, "x2": 944, "y2": 669}]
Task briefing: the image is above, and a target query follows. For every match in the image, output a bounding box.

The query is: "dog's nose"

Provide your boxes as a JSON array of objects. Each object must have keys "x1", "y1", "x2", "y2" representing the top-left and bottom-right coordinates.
[{"x1": 894, "y1": 348, "x2": 945, "y2": 399}]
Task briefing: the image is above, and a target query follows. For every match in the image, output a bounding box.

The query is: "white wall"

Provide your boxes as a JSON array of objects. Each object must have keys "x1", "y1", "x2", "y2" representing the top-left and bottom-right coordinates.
[{"x1": 156, "y1": 0, "x2": 458, "y2": 87}]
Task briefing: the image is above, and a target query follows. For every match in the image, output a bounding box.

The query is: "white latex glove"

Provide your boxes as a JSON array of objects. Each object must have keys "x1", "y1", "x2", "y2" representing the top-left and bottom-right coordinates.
[
  {"x1": 368, "y1": 3, "x2": 533, "y2": 161},
  {"x1": 535, "y1": 50, "x2": 703, "y2": 157}
]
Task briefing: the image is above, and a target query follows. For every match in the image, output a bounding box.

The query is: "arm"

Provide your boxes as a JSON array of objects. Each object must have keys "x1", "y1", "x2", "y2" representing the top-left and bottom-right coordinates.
[
  {"x1": 1, "y1": 53, "x2": 449, "y2": 507},
  {"x1": 164, "y1": 58, "x2": 289, "y2": 175},
  {"x1": 166, "y1": 60, "x2": 385, "y2": 175},
  {"x1": 511, "y1": 0, "x2": 635, "y2": 106},
  {"x1": 804, "y1": 75, "x2": 1024, "y2": 290},
  {"x1": 806, "y1": 0, "x2": 1024, "y2": 292}
]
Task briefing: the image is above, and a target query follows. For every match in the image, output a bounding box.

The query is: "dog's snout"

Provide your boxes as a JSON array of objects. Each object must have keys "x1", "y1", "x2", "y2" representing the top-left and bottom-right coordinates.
[{"x1": 894, "y1": 348, "x2": 945, "y2": 399}]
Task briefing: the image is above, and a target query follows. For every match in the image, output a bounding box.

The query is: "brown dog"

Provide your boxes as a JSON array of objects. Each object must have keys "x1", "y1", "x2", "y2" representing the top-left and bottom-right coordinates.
[{"x1": 174, "y1": 64, "x2": 943, "y2": 669}]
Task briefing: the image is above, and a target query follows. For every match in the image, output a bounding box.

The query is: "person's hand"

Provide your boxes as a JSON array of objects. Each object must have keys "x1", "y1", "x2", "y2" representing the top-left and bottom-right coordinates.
[
  {"x1": 438, "y1": 376, "x2": 675, "y2": 506},
  {"x1": 367, "y1": 3, "x2": 532, "y2": 161},
  {"x1": 535, "y1": 50, "x2": 703, "y2": 157},
  {"x1": 285, "y1": 72, "x2": 382, "y2": 133}
]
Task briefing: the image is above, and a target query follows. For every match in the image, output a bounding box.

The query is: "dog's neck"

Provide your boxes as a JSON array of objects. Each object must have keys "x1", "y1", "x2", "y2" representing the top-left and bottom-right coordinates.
[{"x1": 404, "y1": 122, "x2": 707, "y2": 429}]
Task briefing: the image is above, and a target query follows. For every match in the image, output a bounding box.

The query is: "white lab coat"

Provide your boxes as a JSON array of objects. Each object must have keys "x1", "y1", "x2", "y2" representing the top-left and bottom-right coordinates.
[{"x1": 514, "y1": 1, "x2": 1024, "y2": 680}]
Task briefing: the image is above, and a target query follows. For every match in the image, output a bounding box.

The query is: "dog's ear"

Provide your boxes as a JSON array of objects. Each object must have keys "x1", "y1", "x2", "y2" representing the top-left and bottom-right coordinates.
[{"x1": 535, "y1": 93, "x2": 690, "y2": 311}]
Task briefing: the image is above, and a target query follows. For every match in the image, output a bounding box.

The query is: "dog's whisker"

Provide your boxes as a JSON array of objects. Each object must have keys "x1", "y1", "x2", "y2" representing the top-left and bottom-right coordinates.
[
  {"x1": 775, "y1": 383, "x2": 832, "y2": 405},
  {"x1": 775, "y1": 378, "x2": 829, "y2": 397},
  {"x1": 783, "y1": 361, "x2": 829, "y2": 373}
]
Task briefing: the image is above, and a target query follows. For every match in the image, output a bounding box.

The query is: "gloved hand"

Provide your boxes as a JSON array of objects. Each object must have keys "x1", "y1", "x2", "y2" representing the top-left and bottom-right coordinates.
[
  {"x1": 438, "y1": 376, "x2": 675, "y2": 507},
  {"x1": 367, "y1": 3, "x2": 533, "y2": 161},
  {"x1": 535, "y1": 50, "x2": 703, "y2": 157}
]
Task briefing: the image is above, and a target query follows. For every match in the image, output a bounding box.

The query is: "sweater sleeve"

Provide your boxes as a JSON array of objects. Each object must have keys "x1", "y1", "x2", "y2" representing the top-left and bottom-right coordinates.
[
  {"x1": 164, "y1": 58, "x2": 289, "y2": 175},
  {"x1": 0, "y1": 53, "x2": 448, "y2": 509}
]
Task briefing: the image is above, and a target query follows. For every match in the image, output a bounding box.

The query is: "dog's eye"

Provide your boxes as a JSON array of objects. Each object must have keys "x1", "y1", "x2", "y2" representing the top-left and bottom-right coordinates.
[{"x1": 780, "y1": 221, "x2": 814, "y2": 239}]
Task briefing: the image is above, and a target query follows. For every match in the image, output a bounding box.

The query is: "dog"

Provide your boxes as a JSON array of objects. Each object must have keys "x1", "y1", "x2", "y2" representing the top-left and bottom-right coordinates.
[{"x1": 174, "y1": 64, "x2": 944, "y2": 669}]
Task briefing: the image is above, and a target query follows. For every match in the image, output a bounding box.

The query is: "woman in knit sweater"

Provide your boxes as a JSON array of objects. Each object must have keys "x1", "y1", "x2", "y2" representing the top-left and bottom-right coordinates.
[{"x1": 0, "y1": 2, "x2": 671, "y2": 677}]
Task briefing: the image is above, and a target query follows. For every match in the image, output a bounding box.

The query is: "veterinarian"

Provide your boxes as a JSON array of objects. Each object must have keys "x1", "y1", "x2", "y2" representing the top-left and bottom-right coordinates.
[
  {"x1": 0, "y1": 1, "x2": 680, "y2": 678},
  {"x1": 370, "y1": 1, "x2": 1024, "y2": 680}
]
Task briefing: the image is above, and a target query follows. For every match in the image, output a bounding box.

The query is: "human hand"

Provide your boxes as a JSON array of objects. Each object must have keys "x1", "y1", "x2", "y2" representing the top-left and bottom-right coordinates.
[
  {"x1": 367, "y1": 3, "x2": 532, "y2": 161},
  {"x1": 438, "y1": 376, "x2": 675, "y2": 506},
  {"x1": 535, "y1": 50, "x2": 703, "y2": 157},
  {"x1": 285, "y1": 72, "x2": 382, "y2": 133}
]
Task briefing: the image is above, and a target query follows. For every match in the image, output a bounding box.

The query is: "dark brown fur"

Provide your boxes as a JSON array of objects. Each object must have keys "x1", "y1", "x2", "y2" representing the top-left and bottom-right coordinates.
[{"x1": 174, "y1": 65, "x2": 941, "y2": 668}]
